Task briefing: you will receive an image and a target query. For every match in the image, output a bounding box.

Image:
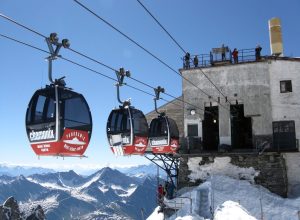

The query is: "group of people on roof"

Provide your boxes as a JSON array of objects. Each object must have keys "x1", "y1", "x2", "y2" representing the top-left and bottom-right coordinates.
[
  {"x1": 183, "y1": 44, "x2": 263, "y2": 68},
  {"x1": 232, "y1": 44, "x2": 262, "y2": 64}
]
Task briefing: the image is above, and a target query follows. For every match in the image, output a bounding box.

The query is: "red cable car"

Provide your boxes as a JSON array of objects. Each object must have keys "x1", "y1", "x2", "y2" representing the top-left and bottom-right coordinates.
[
  {"x1": 149, "y1": 114, "x2": 179, "y2": 154},
  {"x1": 148, "y1": 86, "x2": 180, "y2": 154},
  {"x1": 25, "y1": 33, "x2": 92, "y2": 157},
  {"x1": 106, "y1": 68, "x2": 149, "y2": 156},
  {"x1": 25, "y1": 82, "x2": 93, "y2": 157},
  {"x1": 107, "y1": 106, "x2": 149, "y2": 156}
]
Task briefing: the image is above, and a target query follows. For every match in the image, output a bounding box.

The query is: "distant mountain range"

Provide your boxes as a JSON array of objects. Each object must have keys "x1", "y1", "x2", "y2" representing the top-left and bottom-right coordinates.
[
  {"x1": 0, "y1": 167, "x2": 158, "y2": 220},
  {"x1": 118, "y1": 163, "x2": 166, "y2": 179},
  {"x1": 0, "y1": 164, "x2": 55, "y2": 176},
  {"x1": 0, "y1": 163, "x2": 164, "y2": 178}
]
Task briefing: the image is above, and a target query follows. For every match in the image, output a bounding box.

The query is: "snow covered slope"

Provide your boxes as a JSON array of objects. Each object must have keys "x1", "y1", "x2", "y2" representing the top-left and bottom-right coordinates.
[{"x1": 147, "y1": 175, "x2": 300, "y2": 220}]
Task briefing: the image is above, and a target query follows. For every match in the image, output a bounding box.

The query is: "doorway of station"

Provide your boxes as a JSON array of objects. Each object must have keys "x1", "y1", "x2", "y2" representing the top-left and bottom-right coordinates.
[
  {"x1": 202, "y1": 106, "x2": 219, "y2": 151},
  {"x1": 230, "y1": 104, "x2": 252, "y2": 149}
]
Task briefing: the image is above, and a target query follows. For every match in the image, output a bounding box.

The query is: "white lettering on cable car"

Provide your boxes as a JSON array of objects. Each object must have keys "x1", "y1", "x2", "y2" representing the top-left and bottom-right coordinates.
[
  {"x1": 36, "y1": 144, "x2": 51, "y2": 152},
  {"x1": 63, "y1": 137, "x2": 86, "y2": 152},
  {"x1": 151, "y1": 139, "x2": 168, "y2": 146},
  {"x1": 63, "y1": 144, "x2": 84, "y2": 152},
  {"x1": 29, "y1": 129, "x2": 54, "y2": 141},
  {"x1": 66, "y1": 131, "x2": 86, "y2": 142}
]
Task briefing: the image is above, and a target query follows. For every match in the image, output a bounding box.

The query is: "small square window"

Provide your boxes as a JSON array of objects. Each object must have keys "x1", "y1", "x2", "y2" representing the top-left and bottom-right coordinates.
[
  {"x1": 188, "y1": 124, "x2": 198, "y2": 137},
  {"x1": 280, "y1": 80, "x2": 292, "y2": 93}
]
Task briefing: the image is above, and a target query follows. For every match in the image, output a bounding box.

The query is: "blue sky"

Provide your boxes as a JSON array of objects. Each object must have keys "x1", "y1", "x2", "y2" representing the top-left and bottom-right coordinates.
[{"x1": 1, "y1": 0, "x2": 299, "y2": 172}]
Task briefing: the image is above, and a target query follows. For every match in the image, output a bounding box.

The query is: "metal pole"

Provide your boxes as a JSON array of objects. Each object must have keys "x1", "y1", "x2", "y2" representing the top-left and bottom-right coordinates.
[
  {"x1": 157, "y1": 165, "x2": 159, "y2": 204},
  {"x1": 141, "y1": 208, "x2": 145, "y2": 220},
  {"x1": 190, "y1": 193, "x2": 192, "y2": 214},
  {"x1": 259, "y1": 186, "x2": 264, "y2": 220},
  {"x1": 211, "y1": 175, "x2": 214, "y2": 217}
]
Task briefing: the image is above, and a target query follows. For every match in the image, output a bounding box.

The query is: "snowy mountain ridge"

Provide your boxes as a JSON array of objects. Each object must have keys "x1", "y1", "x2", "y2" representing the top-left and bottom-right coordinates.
[{"x1": 0, "y1": 167, "x2": 157, "y2": 219}]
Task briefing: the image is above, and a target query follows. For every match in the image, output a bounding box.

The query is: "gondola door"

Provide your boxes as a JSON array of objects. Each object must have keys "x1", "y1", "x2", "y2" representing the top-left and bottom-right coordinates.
[
  {"x1": 26, "y1": 86, "x2": 60, "y2": 155},
  {"x1": 58, "y1": 87, "x2": 92, "y2": 156}
]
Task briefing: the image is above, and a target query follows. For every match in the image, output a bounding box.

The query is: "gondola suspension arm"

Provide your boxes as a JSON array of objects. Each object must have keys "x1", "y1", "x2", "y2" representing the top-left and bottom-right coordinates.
[
  {"x1": 154, "y1": 86, "x2": 165, "y2": 115},
  {"x1": 115, "y1": 68, "x2": 131, "y2": 106},
  {"x1": 45, "y1": 33, "x2": 70, "y2": 84}
]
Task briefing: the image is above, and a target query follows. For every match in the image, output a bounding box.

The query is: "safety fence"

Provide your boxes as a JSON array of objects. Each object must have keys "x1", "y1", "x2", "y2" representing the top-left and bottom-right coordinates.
[
  {"x1": 164, "y1": 196, "x2": 193, "y2": 214},
  {"x1": 182, "y1": 48, "x2": 261, "y2": 69}
]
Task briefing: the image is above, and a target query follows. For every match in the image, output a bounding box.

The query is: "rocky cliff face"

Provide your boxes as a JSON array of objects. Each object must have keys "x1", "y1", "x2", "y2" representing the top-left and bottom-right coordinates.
[{"x1": 0, "y1": 196, "x2": 45, "y2": 220}]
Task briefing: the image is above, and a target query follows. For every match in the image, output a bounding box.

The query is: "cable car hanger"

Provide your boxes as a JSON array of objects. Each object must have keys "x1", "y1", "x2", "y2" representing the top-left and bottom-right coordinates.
[
  {"x1": 115, "y1": 67, "x2": 131, "y2": 107},
  {"x1": 154, "y1": 86, "x2": 165, "y2": 115},
  {"x1": 45, "y1": 33, "x2": 70, "y2": 85},
  {"x1": 25, "y1": 33, "x2": 93, "y2": 158},
  {"x1": 149, "y1": 86, "x2": 180, "y2": 154}
]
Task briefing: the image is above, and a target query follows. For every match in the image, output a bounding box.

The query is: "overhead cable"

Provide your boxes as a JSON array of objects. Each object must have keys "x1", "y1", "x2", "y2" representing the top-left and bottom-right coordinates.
[
  {"x1": 72, "y1": 0, "x2": 228, "y2": 108},
  {"x1": 0, "y1": 12, "x2": 219, "y2": 115},
  {"x1": 135, "y1": 1, "x2": 229, "y2": 100},
  {"x1": 0, "y1": 33, "x2": 208, "y2": 115},
  {"x1": 136, "y1": 0, "x2": 186, "y2": 54}
]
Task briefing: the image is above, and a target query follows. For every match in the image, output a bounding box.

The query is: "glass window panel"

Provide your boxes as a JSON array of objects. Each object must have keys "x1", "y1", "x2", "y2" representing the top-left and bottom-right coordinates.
[
  {"x1": 132, "y1": 109, "x2": 148, "y2": 135},
  {"x1": 63, "y1": 95, "x2": 91, "y2": 129},
  {"x1": 46, "y1": 97, "x2": 55, "y2": 120},
  {"x1": 34, "y1": 96, "x2": 46, "y2": 122},
  {"x1": 188, "y1": 124, "x2": 198, "y2": 137}
]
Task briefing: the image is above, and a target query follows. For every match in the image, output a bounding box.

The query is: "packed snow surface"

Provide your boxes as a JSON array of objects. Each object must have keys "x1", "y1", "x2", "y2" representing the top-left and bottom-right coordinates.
[
  {"x1": 147, "y1": 175, "x2": 300, "y2": 220},
  {"x1": 187, "y1": 157, "x2": 259, "y2": 183}
]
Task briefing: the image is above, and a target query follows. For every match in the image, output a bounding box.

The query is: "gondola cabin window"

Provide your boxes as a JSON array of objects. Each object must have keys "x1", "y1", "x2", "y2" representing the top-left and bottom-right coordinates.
[
  {"x1": 26, "y1": 91, "x2": 56, "y2": 124},
  {"x1": 63, "y1": 95, "x2": 91, "y2": 129},
  {"x1": 132, "y1": 109, "x2": 148, "y2": 136}
]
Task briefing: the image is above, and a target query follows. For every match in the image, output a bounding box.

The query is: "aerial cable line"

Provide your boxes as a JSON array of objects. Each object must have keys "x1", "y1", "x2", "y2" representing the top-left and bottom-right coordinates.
[
  {"x1": 0, "y1": 12, "x2": 228, "y2": 113},
  {"x1": 0, "y1": 12, "x2": 215, "y2": 114},
  {"x1": 72, "y1": 1, "x2": 228, "y2": 108},
  {"x1": 0, "y1": 34, "x2": 148, "y2": 96},
  {"x1": 0, "y1": 13, "x2": 47, "y2": 38},
  {"x1": 0, "y1": 34, "x2": 48, "y2": 54},
  {"x1": 0, "y1": 33, "x2": 208, "y2": 115},
  {"x1": 68, "y1": 48, "x2": 117, "y2": 72},
  {"x1": 66, "y1": 49, "x2": 203, "y2": 113},
  {"x1": 0, "y1": 13, "x2": 229, "y2": 117},
  {"x1": 0, "y1": 13, "x2": 180, "y2": 104},
  {"x1": 135, "y1": 1, "x2": 230, "y2": 102},
  {"x1": 136, "y1": 0, "x2": 186, "y2": 54}
]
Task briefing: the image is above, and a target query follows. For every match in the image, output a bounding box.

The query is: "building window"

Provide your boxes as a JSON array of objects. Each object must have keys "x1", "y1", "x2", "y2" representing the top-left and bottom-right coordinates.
[
  {"x1": 280, "y1": 80, "x2": 292, "y2": 93},
  {"x1": 187, "y1": 124, "x2": 198, "y2": 137}
]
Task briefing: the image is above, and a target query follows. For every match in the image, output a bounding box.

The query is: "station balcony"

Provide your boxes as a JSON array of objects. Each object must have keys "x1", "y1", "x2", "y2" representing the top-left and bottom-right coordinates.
[{"x1": 182, "y1": 47, "x2": 262, "y2": 69}]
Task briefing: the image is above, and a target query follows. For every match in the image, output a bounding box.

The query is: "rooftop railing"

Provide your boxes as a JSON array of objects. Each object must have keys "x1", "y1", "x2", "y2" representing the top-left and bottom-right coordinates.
[{"x1": 182, "y1": 48, "x2": 262, "y2": 69}]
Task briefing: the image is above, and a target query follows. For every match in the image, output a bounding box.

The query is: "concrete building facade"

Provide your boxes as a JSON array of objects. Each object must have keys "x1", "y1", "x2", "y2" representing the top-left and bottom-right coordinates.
[
  {"x1": 145, "y1": 54, "x2": 300, "y2": 197},
  {"x1": 173, "y1": 57, "x2": 300, "y2": 197},
  {"x1": 180, "y1": 58, "x2": 300, "y2": 152}
]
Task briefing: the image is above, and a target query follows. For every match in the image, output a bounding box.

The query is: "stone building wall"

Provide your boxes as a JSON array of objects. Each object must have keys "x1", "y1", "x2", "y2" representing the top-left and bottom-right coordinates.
[
  {"x1": 283, "y1": 152, "x2": 300, "y2": 197},
  {"x1": 178, "y1": 153, "x2": 288, "y2": 197}
]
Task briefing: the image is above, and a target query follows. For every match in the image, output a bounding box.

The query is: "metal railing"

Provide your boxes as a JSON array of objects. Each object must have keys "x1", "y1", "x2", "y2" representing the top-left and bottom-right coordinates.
[
  {"x1": 164, "y1": 196, "x2": 193, "y2": 214},
  {"x1": 182, "y1": 48, "x2": 262, "y2": 69}
]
